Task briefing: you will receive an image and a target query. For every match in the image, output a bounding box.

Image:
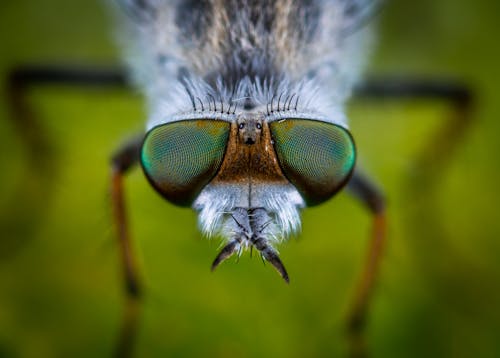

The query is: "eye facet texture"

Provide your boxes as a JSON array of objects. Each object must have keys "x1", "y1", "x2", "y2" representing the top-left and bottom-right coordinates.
[
  {"x1": 141, "y1": 120, "x2": 230, "y2": 206},
  {"x1": 270, "y1": 119, "x2": 356, "y2": 206}
]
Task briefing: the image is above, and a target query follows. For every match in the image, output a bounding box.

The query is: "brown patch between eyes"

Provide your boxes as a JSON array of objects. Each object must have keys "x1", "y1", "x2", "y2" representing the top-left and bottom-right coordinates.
[{"x1": 212, "y1": 120, "x2": 289, "y2": 186}]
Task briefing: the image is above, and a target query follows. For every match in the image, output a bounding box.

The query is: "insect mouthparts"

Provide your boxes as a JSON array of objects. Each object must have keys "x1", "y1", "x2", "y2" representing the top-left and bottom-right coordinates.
[
  {"x1": 211, "y1": 238, "x2": 290, "y2": 283},
  {"x1": 210, "y1": 207, "x2": 290, "y2": 283}
]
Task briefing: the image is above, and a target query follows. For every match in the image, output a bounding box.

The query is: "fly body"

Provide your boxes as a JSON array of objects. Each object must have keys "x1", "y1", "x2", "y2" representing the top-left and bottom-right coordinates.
[
  {"x1": 4, "y1": 1, "x2": 476, "y2": 355},
  {"x1": 117, "y1": 0, "x2": 379, "y2": 280}
]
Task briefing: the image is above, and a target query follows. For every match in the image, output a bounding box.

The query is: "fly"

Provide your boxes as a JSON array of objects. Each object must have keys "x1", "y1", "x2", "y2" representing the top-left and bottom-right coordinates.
[
  {"x1": 6, "y1": 0, "x2": 473, "y2": 356},
  {"x1": 117, "y1": 0, "x2": 372, "y2": 281}
]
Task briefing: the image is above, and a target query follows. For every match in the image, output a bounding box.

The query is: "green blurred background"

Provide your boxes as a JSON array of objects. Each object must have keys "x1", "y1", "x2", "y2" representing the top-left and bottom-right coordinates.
[{"x1": 1, "y1": 0, "x2": 499, "y2": 357}]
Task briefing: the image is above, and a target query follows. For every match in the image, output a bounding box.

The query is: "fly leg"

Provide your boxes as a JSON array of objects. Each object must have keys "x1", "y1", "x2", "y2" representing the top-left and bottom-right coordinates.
[
  {"x1": 3, "y1": 65, "x2": 127, "y2": 256},
  {"x1": 356, "y1": 79, "x2": 473, "y2": 244},
  {"x1": 353, "y1": 77, "x2": 473, "y2": 292},
  {"x1": 5, "y1": 64, "x2": 142, "y2": 296},
  {"x1": 111, "y1": 135, "x2": 144, "y2": 358},
  {"x1": 5, "y1": 65, "x2": 126, "y2": 171},
  {"x1": 354, "y1": 78, "x2": 473, "y2": 178},
  {"x1": 4, "y1": 65, "x2": 143, "y2": 357},
  {"x1": 345, "y1": 170, "x2": 386, "y2": 358},
  {"x1": 346, "y1": 78, "x2": 473, "y2": 357},
  {"x1": 6, "y1": 66, "x2": 126, "y2": 160},
  {"x1": 111, "y1": 136, "x2": 144, "y2": 298},
  {"x1": 5, "y1": 65, "x2": 126, "y2": 165}
]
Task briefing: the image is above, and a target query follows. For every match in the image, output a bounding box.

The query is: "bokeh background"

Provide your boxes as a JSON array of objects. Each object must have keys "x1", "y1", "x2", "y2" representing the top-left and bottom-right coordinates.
[{"x1": 1, "y1": 0, "x2": 499, "y2": 357}]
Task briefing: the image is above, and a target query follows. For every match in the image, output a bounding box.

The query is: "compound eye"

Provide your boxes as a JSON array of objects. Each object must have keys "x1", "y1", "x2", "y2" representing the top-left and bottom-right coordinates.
[
  {"x1": 141, "y1": 120, "x2": 230, "y2": 206},
  {"x1": 269, "y1": 119, "x2": 356, "y2": 206}
]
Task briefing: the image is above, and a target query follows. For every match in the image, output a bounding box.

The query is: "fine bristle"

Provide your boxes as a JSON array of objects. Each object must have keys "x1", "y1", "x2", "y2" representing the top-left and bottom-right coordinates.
[{"x1": 113, "y1": 0, "x2": 378, "y2": 129}]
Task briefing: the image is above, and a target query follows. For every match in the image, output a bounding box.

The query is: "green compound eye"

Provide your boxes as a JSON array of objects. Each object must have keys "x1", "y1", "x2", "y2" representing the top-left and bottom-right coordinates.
[
  {"x1": 141, "y1": 120, "x2": 230, "y2": 206},
  {"x1": 270, "y1": 119, "x2": 356, "y2": 206}
]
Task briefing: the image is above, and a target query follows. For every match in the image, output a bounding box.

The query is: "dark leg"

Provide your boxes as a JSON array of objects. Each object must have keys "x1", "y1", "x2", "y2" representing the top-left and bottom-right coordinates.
[
  {"x1": 111, "y1": 135, "x2": 144, "y2": 358},
  {"x1": 111, "y1": 135, "x2": 144, "y2": 299},
  {"x1": 345, "y1": 170, "x2": 386, "y2": 358},
  {"x1": 354, "y1": 77, "x2": 473, "y2": 172},
  {"x1": 5, "y1": 64, "x2": 138, "y2": 283},
  {"x1": 7, "y1": 65, "x2": 126, "y2": 88},
  {"x1": 355, "y1": 78, "x2": 471, "y2": 104},
  {"x1": 346, "y1": 78, "x2": 473, "y2": 356},
  {"x1": 6, "y1": 65, "x2": 126, "y2": 166},
  {"x1": 115, "y1": 296, "x2": 141, "y2": 358},
  {"x1": 4, "y1": 65, "x2": 143, "y2": 357},
  {"x1": 3, "y1": 65, "x2": 128, "y2": 256},
  {"x1": 6, "y1": 66, "x2": 126, "y2": 149},
  {"x1": 5, "y1": 65, "x2": 126, "y2": 171}
]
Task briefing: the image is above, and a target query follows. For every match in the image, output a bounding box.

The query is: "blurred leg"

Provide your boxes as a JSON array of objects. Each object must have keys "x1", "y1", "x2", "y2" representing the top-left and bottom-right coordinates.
[
  {"x1": 5, "y1": 65, "x2": 126, "y2": 161},
  {"x1": 354, "y1": 78, "x2": 473, "y2": 175},
  {"x1": 6, "y1": 66, "x2": 126, "y2": 149},
  {"x1": 5, "y1": 66, "x2": 144, "y2": 357},
  {"x1": 345, "y1": 170, "x2": 386, "y2": 358},
  {"x1": 115, "y1": 297, "x2": 141, "y2": 358},
  {"x1": 3, "y1": 65, "x2": 127, "y2": 254},
  {"x1": 5, "y1": 66, "x2": 126, "y2": 180},
  {"x1": 7, "y1": 65, "x2": 125, "y2": 89},
  {"x1": 111, "y1": 135, "x2": 144, "y2": 358},
  {"x1": 346, "y1": 78, "x2": 473, "y2": 357},
  {"x1": 6, "y1": 65, "x2": 126, "y2": 166},
  {"x1": 111, "y1": 135, "x2": 144, "y2": 299}
]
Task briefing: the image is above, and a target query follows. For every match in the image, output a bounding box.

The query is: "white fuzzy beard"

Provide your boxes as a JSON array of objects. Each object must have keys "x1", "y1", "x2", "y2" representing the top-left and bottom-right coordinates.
[{"x1": 193, "y1": 183, "x2": 305, "y2": 250}]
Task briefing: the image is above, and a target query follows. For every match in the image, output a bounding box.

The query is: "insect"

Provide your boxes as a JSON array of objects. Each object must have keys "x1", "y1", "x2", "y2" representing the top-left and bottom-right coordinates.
[
  {"x1": 113, "y1": 0, "x2": 381, "y2": 281},
  {"x1": 6, "y1": 0, "x2": 472, "y2": 356},
  {"x1": 112, "y1": 1, "x2": 386, "y2": 353}
]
